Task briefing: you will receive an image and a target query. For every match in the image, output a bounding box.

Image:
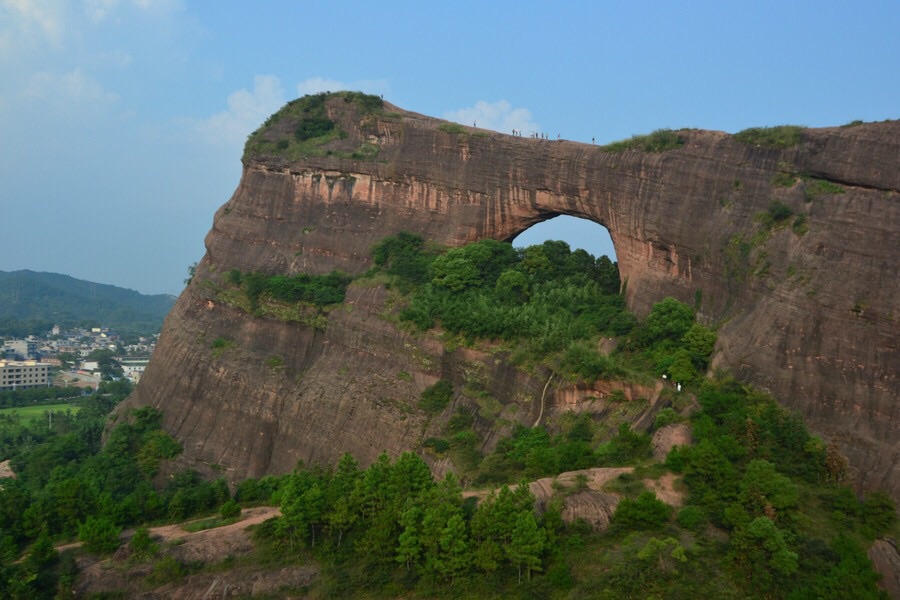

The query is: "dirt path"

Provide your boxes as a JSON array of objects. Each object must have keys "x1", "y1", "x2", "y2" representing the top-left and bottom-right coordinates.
[
  {"x1": 56, "y1": 505, "x2": 282, "y2": 554},
  {"x1": 146, "y1": 505, "x2": 281, "y2": 544}
]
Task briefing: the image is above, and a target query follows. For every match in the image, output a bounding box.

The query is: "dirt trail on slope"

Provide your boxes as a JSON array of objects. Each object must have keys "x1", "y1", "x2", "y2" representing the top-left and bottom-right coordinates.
[
  {"x1": 70, "y1": 506, "x2": 289, "y2": 598},
  {"x1": 56, "y1": 505, "x2": 281, "y2": 555},
  {"x1": 145, "y1": 505, "x2": 280, "y2": 544}
]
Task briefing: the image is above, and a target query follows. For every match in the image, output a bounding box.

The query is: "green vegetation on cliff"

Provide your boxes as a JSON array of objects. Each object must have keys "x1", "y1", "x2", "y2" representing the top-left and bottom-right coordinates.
[
  {"x1": 733, "y1": 125, "x2": 804, "y2": 148},
  {"x1": 1, "y1": 235, "x2": 894, "y2": 598},
  {"x1": 601, "y1": 128, "x2": 686, "y2": 153},
  {"x1": 372, "y1": 233, "x2": 716, "y2": 388},
  {"x1": 210, "y1": 268, "x2": 352, "y2": 329},
  {"x1": 243, "y1": 91, "x2": 385, "y2": 161},
  {"x1": 373, "y1": 234, "x2": 629, "y2": 364},
  {"x1": 223, "y1": 269, "x2": 351, "y2": 310},
  {"x1": 237, "y1": 375, "x2": 892, "y2": 598}
]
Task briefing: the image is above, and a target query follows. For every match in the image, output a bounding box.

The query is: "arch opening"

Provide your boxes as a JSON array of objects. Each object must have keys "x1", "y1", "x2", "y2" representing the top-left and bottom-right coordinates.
[{"x1": 511, "y1": 215, "x2": 617, "y2": 262}]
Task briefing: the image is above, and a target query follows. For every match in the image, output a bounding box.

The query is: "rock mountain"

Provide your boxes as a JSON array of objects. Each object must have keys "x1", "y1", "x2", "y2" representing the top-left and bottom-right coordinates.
[{"x1": 118, "y1": 94, "x2": 899, "y2": 500}]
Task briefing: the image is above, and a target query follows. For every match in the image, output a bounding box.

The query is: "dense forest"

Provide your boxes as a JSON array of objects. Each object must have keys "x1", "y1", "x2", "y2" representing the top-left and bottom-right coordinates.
[
  {"x1": 0, "y1": 236, "x2": 894, "y2": 598},
  {"x1": 0, "y1": 270, "x2": 175, "y2": 337}
]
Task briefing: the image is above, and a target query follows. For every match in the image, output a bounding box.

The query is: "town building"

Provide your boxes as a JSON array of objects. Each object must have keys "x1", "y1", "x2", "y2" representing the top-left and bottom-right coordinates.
[
  {"x1": 0, "y1": 360, "x2": 50, "y2": 391},
  {"x1": 2, "y1": 339, "x2": 38, "y2": 360},
  {"x1": 119, "y1": 356, "x2": 151, "y2": 383},
  {"x1": 1, "y1": 325, "x2": 158, "y2": 389}
]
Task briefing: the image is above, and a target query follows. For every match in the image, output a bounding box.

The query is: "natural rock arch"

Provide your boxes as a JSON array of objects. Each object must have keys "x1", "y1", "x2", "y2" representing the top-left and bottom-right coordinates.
[
  {"x1": 124, "y1": 95, "x2": 899, "y2": 499},
  {"x1": 509, "y1": 214, "x2": 618, "y2": 264}
]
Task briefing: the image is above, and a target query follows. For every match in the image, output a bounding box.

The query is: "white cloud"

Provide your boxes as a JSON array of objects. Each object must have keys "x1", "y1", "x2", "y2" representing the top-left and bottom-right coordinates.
[
  {"x1": 81, "y1": 0, "x2": 183, "y2": 24},
  {"x1": 82, "y1": 0, "x2": 119, "y2": 23},
  {"x1": 443, "y1": 100, "x2": 540, "y2": 135},
  {"x1": 22, "y1": 68, "x2": 119, "y2": 105},
  {"x1": 1, "y1": 0, "x2": 181, "y2": 63},
  {"x1": 0, "y1": 0, "x2": 67, "y2": 50},
  {"x1": 296, "y1": 76, "x2": 390, "y2": 98},
  {"x1": 132, "y1": 0, "x2": 182, "y2": 14},
  {"x1": 192, "y1": 75, "x2": 286, "y2": 146},
  {"x1": 95, "y1": 48, "x2": 132, "y2": 68}
]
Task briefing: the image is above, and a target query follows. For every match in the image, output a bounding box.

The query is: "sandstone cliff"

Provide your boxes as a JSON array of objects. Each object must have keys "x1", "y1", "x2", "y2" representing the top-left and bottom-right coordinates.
[{"x1": 120, "y1": 94, "x2": 899, "y2": 499}]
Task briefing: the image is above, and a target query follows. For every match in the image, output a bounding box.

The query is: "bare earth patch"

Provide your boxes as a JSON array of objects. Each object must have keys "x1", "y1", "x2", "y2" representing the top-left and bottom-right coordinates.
[
  {"x1": 643, "y1": 472, "x2": 684, "y2": 507},
  {"x1": 0, "y1": 459, "x2": 15, "y2": 479}
]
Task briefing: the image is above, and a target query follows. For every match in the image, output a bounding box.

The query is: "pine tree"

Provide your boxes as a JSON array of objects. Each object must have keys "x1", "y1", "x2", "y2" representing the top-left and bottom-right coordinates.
[
  {"x1": 396, "y1": 502, "x2": 423, "y2": 571},
  {"x1": 438, "y1": 513, "x2": 471, "y2": 585},
  {"x1": 507, "y1": 510, "x2": 545, "y2": 583}
]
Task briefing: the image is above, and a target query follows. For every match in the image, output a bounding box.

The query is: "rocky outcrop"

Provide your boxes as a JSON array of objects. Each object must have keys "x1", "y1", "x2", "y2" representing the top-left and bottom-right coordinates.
[
  {"x1": 120, "y1": 95, "x2": 899, "y2": 499},
  {"x1": 559, "y1": 490, "x2": 620, "y2": 531},
  {"x1": 867, "y1": 538, "x2": 900, "y2": 598},
  {"x1": 651, "y1": 424, "x2": 693, "y2": 463}
]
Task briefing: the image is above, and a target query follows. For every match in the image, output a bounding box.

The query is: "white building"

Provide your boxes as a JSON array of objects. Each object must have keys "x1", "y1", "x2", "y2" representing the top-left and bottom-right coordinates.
[
  {"x1": 2, "y1": 339, "x2": 38, "y2": 360},
  {"x1": 0, "y1": 360, "x2": 50, "y2": 391},
  {"x1": 119, "y1": 356, "x2": 150, "y2": 383}
]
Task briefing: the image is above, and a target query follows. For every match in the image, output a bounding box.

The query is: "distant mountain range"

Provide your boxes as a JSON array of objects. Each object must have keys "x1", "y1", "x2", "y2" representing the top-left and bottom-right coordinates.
[{"x1": 0, "y1": 270, "x2": 176, "y2": 337}]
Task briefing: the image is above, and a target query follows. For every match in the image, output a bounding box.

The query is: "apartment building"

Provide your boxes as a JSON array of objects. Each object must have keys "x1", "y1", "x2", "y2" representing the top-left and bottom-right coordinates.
[{"x1": 0, "y1": 360, "x2": 50, "y2": 391}]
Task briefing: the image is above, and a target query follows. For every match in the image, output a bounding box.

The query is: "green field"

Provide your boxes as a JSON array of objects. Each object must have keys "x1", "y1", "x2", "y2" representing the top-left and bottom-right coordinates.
[{"x1": 0, "y1": 403, "x2": 81, "y2": 420}]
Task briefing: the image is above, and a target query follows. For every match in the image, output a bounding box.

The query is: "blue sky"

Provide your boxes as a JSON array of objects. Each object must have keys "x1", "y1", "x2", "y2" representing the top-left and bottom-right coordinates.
[{"x1": 1, "y1": 1, "x2": 897, "y2": 295}]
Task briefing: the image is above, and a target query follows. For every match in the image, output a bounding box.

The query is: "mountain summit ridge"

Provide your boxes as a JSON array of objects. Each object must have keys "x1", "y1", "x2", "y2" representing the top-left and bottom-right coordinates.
[{"x1": 0, "y1": 269, "x2": 175, "y2": 334}]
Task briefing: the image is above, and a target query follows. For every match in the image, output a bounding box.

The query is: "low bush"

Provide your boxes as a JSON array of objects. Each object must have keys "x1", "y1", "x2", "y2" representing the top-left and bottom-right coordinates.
[
  {"x1": 653, "y1": 407, "x2": 682, "y2": 430},
  {"x1": 78, "y1": 515, "x2": 122, "y2": 554},
  {"x1": 419, "y1": 380, "x2": 454, "y2": 413},
  {"x1": 771, "y1": 172, "x2": 798, "y2": 187},
  {"x1": 733, "y1": 125, "x2": 804, "y2": 148},
  {"x1": 220, "y1": 499, "x2": 241, "y2": 519},
  {"x1": 803, "y1": 177, "x2": 844, "y2": 200},
  {"x1": 129, "y1": 526, "x2": 158, "y2": 558},
  {"x1": 438, "y1": 123, "x2": 468, "y2": 134},
  {"x1": 755, "y1": 200, "x2": 794, "y2": 230},
  {"x1": 295, "y1": 116, "x2": 335, "y2": 141},
  {"x1": 602, "y1": 129, "x2": 685, "y2": 153},
  {"x1": 676, "y1": 505, "x2": 706, "y2": 530},
  {"x1": 612, "y1": 491, "x2": 672, "y2": 530},
  {"x1": 792, "y1": 213, "x2": 809, "y2": 236},
  {"x1": 148, "y1": 555, "x2": 186, "y2": 585},
  {"x1": 423, "y1": 437, "x2": 450, "y2": 453}
]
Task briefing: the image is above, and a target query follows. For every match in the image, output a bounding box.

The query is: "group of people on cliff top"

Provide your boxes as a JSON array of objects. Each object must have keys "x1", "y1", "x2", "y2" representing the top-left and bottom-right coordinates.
[{"x1": 511, "y1": 129, "x2": 560, "y2": 140}]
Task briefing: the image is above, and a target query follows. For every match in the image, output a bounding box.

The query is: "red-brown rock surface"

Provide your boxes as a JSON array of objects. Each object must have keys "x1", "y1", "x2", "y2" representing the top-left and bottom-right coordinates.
[{"x1": 120, "y1": 95, "x2": 899, "y2": 499}]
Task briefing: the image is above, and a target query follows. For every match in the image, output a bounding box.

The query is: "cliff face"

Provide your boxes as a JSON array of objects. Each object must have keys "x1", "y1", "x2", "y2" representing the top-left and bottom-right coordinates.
[{"x1": 121, "y1": 96, "x2": 899, "y2": 497}]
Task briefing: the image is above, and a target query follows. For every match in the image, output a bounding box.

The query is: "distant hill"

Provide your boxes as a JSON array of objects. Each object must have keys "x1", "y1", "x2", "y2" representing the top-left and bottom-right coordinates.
[{"x1": 0, "y1": 270, "x2": 176, "y2": 337}]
